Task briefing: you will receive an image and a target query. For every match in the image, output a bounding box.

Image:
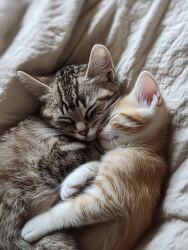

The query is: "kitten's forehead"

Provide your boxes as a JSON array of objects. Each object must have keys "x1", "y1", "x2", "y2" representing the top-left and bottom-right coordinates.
[
  {"x1": 56, "y1": 65, "x2": 87, "y2": 89},
  {"x1": 53, "y1": 65, "x2": 85, "y2": 109},
  {"x1": 56, "y1": 65, "x2": 102, "y2": 106},
  {"x1": 49, "y1": 64, "x2": 118, "y2": 118},
  {"x1": 113, "y1": 96, "x2": 153, "y2": 119},
  {"x1": 61, "y1": 64, "x2": 87, "y2": 77}
]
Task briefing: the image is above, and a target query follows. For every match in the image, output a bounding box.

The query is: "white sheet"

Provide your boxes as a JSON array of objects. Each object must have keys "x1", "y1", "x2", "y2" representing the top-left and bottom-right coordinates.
[{"x1": 0, "y1": 0, "x2": 187, "y2": 249}]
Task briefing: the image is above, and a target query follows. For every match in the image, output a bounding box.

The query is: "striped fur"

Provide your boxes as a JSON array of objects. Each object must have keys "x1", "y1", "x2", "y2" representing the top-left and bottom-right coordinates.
[
  {"x1": 0, "y1": 45, "x2": 121, "y2": 249},
  {"x1": 21, "y1": 71, "x2": 170, "y2": 250},
  {"x1": 18, "y1": 44, "x2": 121, "y2": 141}
]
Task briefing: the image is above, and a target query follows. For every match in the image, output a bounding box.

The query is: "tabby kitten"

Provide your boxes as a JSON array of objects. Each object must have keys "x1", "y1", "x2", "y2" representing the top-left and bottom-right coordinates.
[
  {"x1": 22, "y1": 71, "x2": 169, "y2": 250},
  {"x1": 0, "y1": 45, "x2": 120, "y2": 250}
]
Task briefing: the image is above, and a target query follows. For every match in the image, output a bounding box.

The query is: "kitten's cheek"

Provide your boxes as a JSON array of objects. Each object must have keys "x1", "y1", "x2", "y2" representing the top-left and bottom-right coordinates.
[
  {"x1": 86, "y1": 128, "x2": 97, "y2": 141},
  {"x1": 98, "y1": 131, "x2": 109, "y2": 145},
  {"x1": 98, "y1": 133, "x2": 106, "y2": 141},
  {"x1": 98, "y1": 126, "x2": 110, "y2": 140},
  {"x1": 99, "y1": 138, "x2": 110, "y2": 150}
]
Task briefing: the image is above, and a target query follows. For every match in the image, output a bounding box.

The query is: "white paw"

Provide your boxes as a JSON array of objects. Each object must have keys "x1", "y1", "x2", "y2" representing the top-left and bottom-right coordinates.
[
  {"x1": 21, "y1": 212, "x2": 52, "y2": 242},
  {"x1": 60, "y1": 181, "x2": 82, "y2": 201},
  {"x1": 60, "y1": 162, "x2": 99, "y2": 201}
]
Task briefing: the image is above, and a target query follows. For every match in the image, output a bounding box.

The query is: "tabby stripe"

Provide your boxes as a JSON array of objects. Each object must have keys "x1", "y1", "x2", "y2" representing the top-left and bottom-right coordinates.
[
  {"x1": 57, "y1": 83, "x2": 68, "y2": 111},
  {"x1": 116, "y1": 124, "x2": 148, "y2": 133},
  {"x1": 95, "y1": 180, "x2": 114, "y2": 204},
  {"x1": 74, "y1": 78, "x2": 80, "y2": 107},
  {"x1": 100, "y1": 171, "x2": 119, "y2": 195},
  {"x1": 125, "y1": 114, "x2": 149, "y2": 123}
]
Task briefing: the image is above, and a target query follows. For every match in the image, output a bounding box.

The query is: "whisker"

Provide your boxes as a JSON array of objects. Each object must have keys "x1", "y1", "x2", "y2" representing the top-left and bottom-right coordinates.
[
  {"x1": 102, "y1": 128, "x2": 121, "y2": 148},
  {"x1": 112, "y1": 137, "x2": 119, "y2": 147},
  {"x1": 108, "y1": 133, "x2": 119, "y2": 147},
  {"x1": 91, "y1": 114, "x2": 107, "y2": 129}
]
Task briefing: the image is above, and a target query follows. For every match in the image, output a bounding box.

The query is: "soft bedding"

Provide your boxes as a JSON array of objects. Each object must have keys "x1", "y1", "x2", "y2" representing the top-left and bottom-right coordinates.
[{"x1": 0, "y1": 0, "x2": 187, "y2": 249}]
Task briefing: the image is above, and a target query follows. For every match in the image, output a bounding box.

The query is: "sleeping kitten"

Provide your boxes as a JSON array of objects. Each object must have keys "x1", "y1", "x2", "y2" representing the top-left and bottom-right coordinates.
[
  {"x1": 0, "y1": 45, "x2": 120, "y2": 250},
  {"x1": 22, "y1": 71, "x2": 169, "y2": 250}
]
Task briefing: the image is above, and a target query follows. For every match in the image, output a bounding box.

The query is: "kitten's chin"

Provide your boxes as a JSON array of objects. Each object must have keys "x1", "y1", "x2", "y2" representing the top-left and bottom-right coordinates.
[
  {"x1": 75, "y1": 133, "x2": 96, "y2": 141},
  {"x1": 74, "y1": 133, "x2": 87, "y2": 140},
  {"x1": 85, "y1": 135, "x2": 96, "y2": 141}
]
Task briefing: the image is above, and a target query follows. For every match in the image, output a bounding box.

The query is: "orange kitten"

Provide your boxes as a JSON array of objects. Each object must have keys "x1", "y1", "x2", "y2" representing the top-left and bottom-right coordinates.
[{"x1": 22, "y1": 71, "x2": 169, "y2": 250}]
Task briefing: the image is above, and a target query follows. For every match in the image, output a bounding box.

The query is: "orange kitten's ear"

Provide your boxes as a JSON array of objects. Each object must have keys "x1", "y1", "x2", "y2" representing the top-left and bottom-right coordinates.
[
  {"x1": 18, "y1": 71, "x2": 51, "y2": 97},
  {"x1": 132, "y1": 71, "x2": 160, "y2": 105},
  {"x1": 85, "y1": 44, "x2": 115, "y2": 81}
]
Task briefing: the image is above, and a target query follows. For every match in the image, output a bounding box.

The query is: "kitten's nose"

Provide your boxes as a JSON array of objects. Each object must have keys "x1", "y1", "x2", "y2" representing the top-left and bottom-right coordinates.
[
  {"x1": 79, "y1": 127, "x2": 89, "y2": 136},
  {"x1": 76, "y1": 122, "x2": 88, "y2": 136}
]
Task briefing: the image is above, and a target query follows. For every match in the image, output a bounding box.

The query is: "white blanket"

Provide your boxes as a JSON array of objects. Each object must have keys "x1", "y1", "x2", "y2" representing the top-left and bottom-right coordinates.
[{"x1": 0, "y1": 0, "x2": 188, "y2": 249}]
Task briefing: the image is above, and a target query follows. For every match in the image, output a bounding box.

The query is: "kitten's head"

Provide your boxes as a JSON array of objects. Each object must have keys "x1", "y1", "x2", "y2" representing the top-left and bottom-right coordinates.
[
  {"x1": 18, "y1": 44, "x2": 120, "y2": 140},
  {"x1": 99, "y1": 71, "x2": 168, "y2": 150}
]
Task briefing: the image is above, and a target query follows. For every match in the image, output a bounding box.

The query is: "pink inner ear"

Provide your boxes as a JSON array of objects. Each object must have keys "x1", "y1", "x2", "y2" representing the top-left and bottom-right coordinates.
[{"x1": 134, "y1": 71, "x2": 159, "y2": 103}]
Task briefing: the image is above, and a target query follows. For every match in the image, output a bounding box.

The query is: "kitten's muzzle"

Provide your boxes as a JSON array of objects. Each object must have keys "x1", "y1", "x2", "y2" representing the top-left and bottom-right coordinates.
[
  {"x1": 79, "y1": 127, "x2": 89, "y2": 136},
  {"x1": 76, "y1": 121, "x2": 88, "y2": 135},
  {"x1": 76, "y1": 121, "x2": 96, "y2": 140},
  {"x1": 85, "y1": 134, "x2": 96, "y2": 141}
]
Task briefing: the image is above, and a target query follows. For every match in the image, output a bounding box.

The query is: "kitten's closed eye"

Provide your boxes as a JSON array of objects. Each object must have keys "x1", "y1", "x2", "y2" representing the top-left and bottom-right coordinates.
[
  {"x1": 90, "y1": 106, "x2": 105, "y2": 119},
  {"x1": 94, "y1": 105, "x2": 105, "y2": 114},
  {"x1": 55, "y1": 117, "x2": 74, "y2": 130},
  {"x1": 86, "y1": 104, "x2": 96, "y2": 119},
  {"x1": 58, "y1": 117, "x2": 74, "y2": 124}
]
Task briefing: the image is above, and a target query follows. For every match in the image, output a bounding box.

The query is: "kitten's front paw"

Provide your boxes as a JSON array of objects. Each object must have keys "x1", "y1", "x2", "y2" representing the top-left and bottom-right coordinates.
[
  {"x1": 21, "y1": 212, "x2": 52, "y2": 242},
  {"x1": 60, "y1": 181, "x2": 81, "y2": 201},
  {"x1": 60, "y1": 162, "x2": 99, "y2": 201}
]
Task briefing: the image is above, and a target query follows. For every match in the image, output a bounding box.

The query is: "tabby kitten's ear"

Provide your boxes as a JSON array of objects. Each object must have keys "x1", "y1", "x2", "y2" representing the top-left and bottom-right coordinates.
[
  {"x1": 85, "y1": 44, "x2": 115, "y2": 81},
  {"x1": 17, "y1": 71, "x2": 51, "y2": 97},
  {"x1": 132, "y1": 71, "x2": 160, "y2": 105}
]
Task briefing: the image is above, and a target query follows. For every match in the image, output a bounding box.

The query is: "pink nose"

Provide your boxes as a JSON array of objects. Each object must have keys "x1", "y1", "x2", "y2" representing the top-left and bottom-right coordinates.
[
  {"x1": 79, "y1": 127, "x2": 89, "y2": 136},
  {"x1": 76, "y1": 121, "x2": 88, "y2": 136}
]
